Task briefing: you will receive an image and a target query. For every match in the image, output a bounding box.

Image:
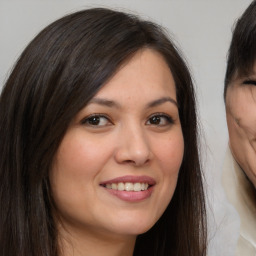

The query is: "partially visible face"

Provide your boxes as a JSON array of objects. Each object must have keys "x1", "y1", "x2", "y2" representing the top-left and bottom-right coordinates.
[
  {"x1": 226, "y1": 64, "x2": 256, "y2": 187},
  {"x1": 50, "y1": 49, "x2": 184, "y2": 242}
]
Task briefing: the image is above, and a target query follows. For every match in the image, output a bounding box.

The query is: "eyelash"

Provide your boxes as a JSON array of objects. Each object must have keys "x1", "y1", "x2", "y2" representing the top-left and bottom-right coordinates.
[
  {"x1": 243, "y1": 80, "x2": 256, "y2": 86},
  {"x1": 80, "y1": 113, "x2": 174, "y2": 127}
]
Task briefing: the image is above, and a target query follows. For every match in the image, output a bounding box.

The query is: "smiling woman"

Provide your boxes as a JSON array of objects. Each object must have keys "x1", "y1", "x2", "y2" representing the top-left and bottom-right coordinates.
[
  {"x1": 51, "y1": 49, "x2": 184, "y2": 248},
  {"x1": 223, "y1": 1, "x2": 256, "y2": 255},
  {"x1": 0, "y1": 8, "x2": 207, "y2": 256}
]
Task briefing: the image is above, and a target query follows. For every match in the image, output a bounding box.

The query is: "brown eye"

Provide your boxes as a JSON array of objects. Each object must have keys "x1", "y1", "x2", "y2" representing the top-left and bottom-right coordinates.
[
  {"x1": 87, "y1": 116, "x2": 101, "y2": 125},
  {"x1": 146, "y1": 114, "x2": 173, "y2": 126},
  {"x1": 149, "y1": 116, "x2": 161, "y2": 125},
  {"x1": 82, "y1": 115, "x2": 111, "y2": 126}
]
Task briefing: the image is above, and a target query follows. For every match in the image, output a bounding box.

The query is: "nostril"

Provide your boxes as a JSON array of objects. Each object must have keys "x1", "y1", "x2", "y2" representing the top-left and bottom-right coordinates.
[
  {"x1": 123, "y1": 158, "x2": 150, "y2": 166},
  {"x1": 114, "y1": 133, "x2": 151, "y2": 165},
  {"x1": 124, "y1": 159, "x2": 135, "y2": 164}
]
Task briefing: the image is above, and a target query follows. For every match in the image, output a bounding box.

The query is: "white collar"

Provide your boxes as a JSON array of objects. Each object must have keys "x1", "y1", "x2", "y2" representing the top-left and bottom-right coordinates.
[{"x1": 222, "y1": 146, "x2": 256, "y2": 254}]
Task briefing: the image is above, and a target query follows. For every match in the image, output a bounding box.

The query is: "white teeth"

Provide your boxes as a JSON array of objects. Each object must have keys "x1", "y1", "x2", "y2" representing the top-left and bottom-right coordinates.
[
  {"x1": 117, "y1": 182, "x2": 125, "y2": 191},
  {"x1": 134, "y1": 183, "x2": 141, "y2": 192},
  {"x1": 105, "y1": 182, "x2": 149, "y2": 191},
  {"x1": 106, "y1": 184, "x2": 112, "y2": 189},
  {"x1": 125, "y1": 182, "x2": 133, "y2": 191}
]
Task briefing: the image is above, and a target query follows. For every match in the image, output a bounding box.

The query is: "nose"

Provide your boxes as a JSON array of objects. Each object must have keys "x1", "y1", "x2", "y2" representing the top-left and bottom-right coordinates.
[{"x1": 114, "y1": 124, "x2": 151, "y2": 166}]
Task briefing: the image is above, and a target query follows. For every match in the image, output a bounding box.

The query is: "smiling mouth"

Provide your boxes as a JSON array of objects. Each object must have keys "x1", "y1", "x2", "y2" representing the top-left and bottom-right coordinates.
[
  {"x1": 100, "y1": 176, "x2": 155, "y2": 201},
  {"x1": 101, "y1": 182, "x2": 150, "y2": 192}
]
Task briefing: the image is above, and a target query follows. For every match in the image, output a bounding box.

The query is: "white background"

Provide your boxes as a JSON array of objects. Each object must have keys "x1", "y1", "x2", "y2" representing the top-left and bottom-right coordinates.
[{"x1": 0, "y1": 1, "x2": 253, "y2": 255}]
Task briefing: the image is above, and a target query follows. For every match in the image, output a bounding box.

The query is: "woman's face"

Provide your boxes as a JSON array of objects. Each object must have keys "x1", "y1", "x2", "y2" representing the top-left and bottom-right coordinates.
[
  {"x1": 226, "y1": 64, "x2": 256, "y2": 187},
  {"x1": 50, "y1": 49, "x2": 184, "y2": 241}
]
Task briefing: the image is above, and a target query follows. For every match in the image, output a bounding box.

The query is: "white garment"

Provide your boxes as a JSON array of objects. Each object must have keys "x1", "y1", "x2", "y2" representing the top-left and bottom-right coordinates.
[{"x1": 222, "y1": 146, "x2": 256, "y2": 255}]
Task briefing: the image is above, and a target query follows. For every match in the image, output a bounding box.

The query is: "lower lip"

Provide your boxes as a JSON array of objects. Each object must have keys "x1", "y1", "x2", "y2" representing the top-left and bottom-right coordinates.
[{"x1": 103, "y1": 186, "x2": 154, "y2": 202}]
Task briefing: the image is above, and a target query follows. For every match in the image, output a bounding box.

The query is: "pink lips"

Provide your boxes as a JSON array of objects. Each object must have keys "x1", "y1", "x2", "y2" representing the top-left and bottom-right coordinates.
[{"x1": 100, "y1": 175, "x2": 156, "y2": 202}]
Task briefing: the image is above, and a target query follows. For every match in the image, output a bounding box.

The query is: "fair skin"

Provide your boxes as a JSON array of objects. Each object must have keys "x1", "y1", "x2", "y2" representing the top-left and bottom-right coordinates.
[
  {"x1": 50, "y1": 49, "x2": 184, "y2": 256},
  {"x1": 226, "y1": 64, "x2": 256, "y2": 187}
]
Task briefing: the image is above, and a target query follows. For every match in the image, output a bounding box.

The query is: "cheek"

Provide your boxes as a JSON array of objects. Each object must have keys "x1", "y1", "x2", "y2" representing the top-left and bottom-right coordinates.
[
  {"x1": 227, "y1": 88, "x2": 256, "y2": 130},
  {"x1": 49, "y1": 133, "x2": 115, "y2": 221},
  {"x1": 54, "y1": 133, "x2": 112, "y2": 178},
  {"x1": 152, "y1": 132, "x2": 184, "y2": 213},
  {"x1": 226, "y1": 111, "x2": 240, "y2": 140},
  {"x1": 157, "y1": 133, "x2": 184, "y2": 171},
  {"x1": 50, "y1": 133, "x2": 112, "y2": 204},
  {"x1": 227, "y1": 102, "x2": 256, "y2": 143}
]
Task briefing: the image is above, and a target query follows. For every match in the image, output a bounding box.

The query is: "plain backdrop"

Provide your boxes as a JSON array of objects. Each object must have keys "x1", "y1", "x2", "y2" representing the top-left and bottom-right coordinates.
[{"x1": 0, "y1": 0, "x2": 253, "y2": 255}]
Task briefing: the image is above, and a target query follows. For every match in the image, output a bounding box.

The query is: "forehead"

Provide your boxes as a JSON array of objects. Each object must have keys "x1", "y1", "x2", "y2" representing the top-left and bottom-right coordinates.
[{"x1": 95, "y1": 48, "x2": 177, "y2": 99}]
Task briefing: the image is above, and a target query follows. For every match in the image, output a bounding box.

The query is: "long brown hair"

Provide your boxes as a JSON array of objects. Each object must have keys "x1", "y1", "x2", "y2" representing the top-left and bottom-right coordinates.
[{"x1": 0, "y1": 8, "x2": 207, "y2": 256}]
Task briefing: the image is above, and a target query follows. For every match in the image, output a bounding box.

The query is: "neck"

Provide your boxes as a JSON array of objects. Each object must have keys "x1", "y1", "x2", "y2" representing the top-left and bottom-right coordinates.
[{"x1": 58, "y1": 223, "x2": 136, "y2": 256}]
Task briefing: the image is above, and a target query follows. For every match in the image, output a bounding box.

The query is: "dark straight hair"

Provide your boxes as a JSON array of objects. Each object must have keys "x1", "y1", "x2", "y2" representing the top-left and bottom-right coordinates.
[
  {"x1": 224, "y1": 0, "x2": 256, "y2": 99},
  {"x1": 0, "y1": 8, "x2": 207, "y2": 256}
]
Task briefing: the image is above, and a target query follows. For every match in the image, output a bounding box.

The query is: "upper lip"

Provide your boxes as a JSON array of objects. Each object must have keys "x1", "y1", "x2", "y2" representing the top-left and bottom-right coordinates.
[{"x1": 100, "y1": 175, "x2": 156, "y2": 185}]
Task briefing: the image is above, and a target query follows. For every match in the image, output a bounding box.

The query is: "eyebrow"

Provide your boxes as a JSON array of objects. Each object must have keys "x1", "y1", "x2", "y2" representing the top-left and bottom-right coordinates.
[
  {"x1": 88, "y1": 98, "x2": 121, "y2": 108},
  {"x1": 147, "y1": 97, "x2": 178, "y2": 108},
  {"x1": 88, "y1": 96, "x2": 178, "y2": 108}
]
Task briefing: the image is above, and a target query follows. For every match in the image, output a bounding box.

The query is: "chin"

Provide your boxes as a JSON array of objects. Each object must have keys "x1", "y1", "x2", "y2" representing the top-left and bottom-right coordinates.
[{"x1": 111, "y1": 217, "x2": 157, "y2": 236}]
